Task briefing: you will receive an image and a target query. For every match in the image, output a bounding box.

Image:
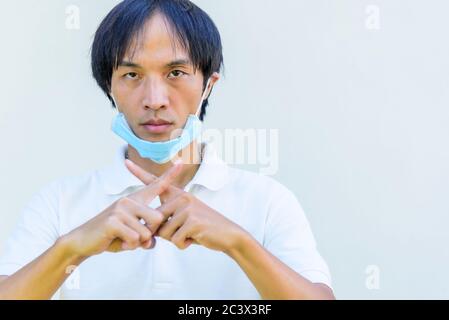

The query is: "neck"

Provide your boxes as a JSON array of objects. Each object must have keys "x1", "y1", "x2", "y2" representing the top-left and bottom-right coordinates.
[{"x1": 126, "y1": 140, "x2": 203, "y2": 190}]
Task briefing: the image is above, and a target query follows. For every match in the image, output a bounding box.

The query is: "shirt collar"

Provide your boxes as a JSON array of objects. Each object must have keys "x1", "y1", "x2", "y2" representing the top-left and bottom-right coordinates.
[{"x1": 99, "y1": 142, "x2": 230, "y2": 195}]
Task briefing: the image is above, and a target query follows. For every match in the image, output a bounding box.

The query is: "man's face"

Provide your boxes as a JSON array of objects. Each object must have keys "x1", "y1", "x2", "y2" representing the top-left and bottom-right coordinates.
[{"x1": 110, "y1": 13, "x2": 218, "y2": 142}]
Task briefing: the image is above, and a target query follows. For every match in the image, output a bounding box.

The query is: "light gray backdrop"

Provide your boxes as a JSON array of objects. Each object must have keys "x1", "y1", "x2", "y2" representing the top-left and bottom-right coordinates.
[{"x1": 0, "y1": 0, "x2": 448, "y2": 299}]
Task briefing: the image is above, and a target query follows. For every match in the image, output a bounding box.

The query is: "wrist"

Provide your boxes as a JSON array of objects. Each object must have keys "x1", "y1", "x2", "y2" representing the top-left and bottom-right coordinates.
[
  {"x1": 223, "y1": 228, "x2": 254, "y2": 259},
  {"x1": 55, "y1": 234, "x2": 88, "y2": 266}
]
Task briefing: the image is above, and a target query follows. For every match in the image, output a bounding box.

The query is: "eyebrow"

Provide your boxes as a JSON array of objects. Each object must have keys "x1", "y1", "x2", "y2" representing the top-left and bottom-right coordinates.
[
  {"x1": 118, "y1": 59, "x2": 192, "y2": 69},
  {"x1": 118, "y1": 61, "x2": 142, "y2": 68},
  {"x1": 165, "y1": 59, "x2": 192, "y2": 68}
]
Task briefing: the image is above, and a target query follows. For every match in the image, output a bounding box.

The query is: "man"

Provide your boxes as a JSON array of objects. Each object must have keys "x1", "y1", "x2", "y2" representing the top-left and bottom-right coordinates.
[{"x1": 0, "y1": 0, "x2": 334, "y2": 299}]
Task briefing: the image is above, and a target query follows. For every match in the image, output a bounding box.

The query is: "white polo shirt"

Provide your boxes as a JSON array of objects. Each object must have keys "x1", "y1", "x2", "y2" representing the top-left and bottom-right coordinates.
[{"x1": 0, "y1": 142, "x2": 332, "y2": 299}]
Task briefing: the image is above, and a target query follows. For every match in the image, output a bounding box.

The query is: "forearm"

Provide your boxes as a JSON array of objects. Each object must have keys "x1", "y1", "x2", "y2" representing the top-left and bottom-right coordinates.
[
  {"x1": 225, "y1": 232, "x2": 334, "y2": 300},
  {"x1": 0, "y1": 236, "x2": 86, "y2": 300}
]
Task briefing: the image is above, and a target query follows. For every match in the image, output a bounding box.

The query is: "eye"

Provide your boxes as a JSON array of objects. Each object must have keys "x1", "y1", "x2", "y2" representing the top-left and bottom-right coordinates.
[
  {"x1": 124, "y1": 72, "x2": 139, "y2": 80},
  {"x1": 168, "y1": 70, "x2": 187, "y2": 79}
]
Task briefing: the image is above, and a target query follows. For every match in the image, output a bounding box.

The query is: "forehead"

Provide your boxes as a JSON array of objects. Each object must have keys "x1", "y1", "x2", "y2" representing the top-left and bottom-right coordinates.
[{"x1": 124, "y1": 12, "x2": 190, "y2": 65}]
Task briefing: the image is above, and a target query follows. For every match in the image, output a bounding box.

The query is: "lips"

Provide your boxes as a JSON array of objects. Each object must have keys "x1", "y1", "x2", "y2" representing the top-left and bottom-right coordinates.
[
  {"x1": 141, "y1": 119, "x2": 173, "y2": 134},
  {"x1": 142, "y1": 119, "x2": 173, "y2": 126}
]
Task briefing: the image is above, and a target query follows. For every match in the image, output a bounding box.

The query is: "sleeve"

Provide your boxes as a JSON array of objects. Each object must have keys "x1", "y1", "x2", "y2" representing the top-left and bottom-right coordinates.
[
  {"x1": 263, "y1": 183, "x2": 333, "y2": 290},
  {"x1": 0, "y1": 181, "x2": 60, "y2": 276}
]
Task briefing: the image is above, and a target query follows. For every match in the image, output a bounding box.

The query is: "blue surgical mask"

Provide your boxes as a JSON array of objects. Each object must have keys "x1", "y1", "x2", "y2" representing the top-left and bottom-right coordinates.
[{"x1": 110, "y1": 79, "x2": 210, "y2": 164}]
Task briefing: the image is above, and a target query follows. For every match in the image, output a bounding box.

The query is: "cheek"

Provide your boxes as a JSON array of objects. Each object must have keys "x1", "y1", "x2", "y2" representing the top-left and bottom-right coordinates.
[
  {"x1": 112, "y1": 82, "x2": 132, "y2": 101},
  {"x1": 174, "y1": 84, "x2": 203, "y2": 113},
  {"x1": 171, "y1": 100, "x2": 196, "y2": 128},
  {"x1": 111, "y1": 84, "x2": 140, "y2": 112}
]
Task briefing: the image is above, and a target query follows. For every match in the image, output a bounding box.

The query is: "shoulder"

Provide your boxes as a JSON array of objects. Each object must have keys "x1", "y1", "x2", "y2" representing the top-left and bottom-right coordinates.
[
  {"x1": 225, "y1": 167, "x2": 297, "y2": 203},
  {"x1": 33, "y1": 168, "x2": 101, "y2": 202}
]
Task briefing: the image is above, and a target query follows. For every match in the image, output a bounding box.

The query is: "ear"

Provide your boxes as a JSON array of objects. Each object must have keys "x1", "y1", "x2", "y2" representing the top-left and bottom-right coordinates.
[{"x1": 204, "y1": 72, "x2": 220, "y2": 99}]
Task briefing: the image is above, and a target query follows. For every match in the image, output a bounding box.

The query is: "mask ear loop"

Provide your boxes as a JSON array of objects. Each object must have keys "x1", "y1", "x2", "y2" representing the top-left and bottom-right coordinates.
[
  {"x1": 194, "y1": 78, "x2": 211, "y2": 118},
  {"x1": 111, "y1": 94, "x2": 122, "y2": 114},
  {"x1": 186, "y1": 78, "x2": 211, "y2": 164}
]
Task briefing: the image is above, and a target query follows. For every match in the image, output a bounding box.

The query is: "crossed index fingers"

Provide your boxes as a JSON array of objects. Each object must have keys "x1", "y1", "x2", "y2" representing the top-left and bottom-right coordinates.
[{"x1": 127, "y1": 160, "x2": 183, "y2": 206}]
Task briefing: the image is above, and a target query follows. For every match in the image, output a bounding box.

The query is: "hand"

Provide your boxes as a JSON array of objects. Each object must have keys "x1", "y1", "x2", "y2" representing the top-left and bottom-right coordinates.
[
  {"x1": 125, "y1": 159, "x2": 247, "y2": 252},
  {"x1": 62, "y1": 162, "x2": 183, "y2": 258}
]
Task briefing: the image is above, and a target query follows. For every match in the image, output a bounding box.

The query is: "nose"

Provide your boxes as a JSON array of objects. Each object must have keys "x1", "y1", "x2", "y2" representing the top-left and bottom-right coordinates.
[{"x1": 141, "y1": 77, "x2": 169, "y2": 111}]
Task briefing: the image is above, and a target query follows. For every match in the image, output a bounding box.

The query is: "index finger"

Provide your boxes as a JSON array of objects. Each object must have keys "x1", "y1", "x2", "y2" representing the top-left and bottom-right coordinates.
[
  {"x1": 125, "y1": 159, "x2": 183, "y2": 202},
  {"x1": 128, "y1": 161, "x2": 183, "y2": 205}
]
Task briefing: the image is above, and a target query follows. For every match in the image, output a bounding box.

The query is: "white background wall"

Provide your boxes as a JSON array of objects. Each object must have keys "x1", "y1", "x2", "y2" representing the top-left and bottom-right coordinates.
[{"x1": 0, "y1": 0, "x2": 448, "y2": 299}]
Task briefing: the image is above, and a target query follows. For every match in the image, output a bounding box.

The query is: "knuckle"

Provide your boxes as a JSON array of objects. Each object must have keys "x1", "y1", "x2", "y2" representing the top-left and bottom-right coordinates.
[
  {"x1": 155, "y1": 211, "x2": 165, "y2": 224},
  {"x1": 158, "y1": 228, "x2": 169, "y2": 240},
  {"x1": 128, "y1": 234, "x2": 140, "y2": 247},
  {"x1": 113, "y1": 211, "x2": 129, "y2": 223},
  {"x1": 106, "y1": 215, "x2": 120, "y2": 226},
  {"x1": 173, "y1": 238, "x2": 186, "y2": 250},
  {"x1": 158, "y1": 179, "x2": 169, "y2": 191},
  {"x1": 172, "y1": 237, "x2": 182, "y2": 249},
  {"x1": 114, "y1": 197, "x2": 130, "y2": 210},
  {"x1": 141, "y1": 229, "x2": 152, "y2": 242},
  {"x1": 187, "y1": 214, "x2": 198, "y2": 225},
  {"x1": 120, "y1": 196, "x2": 133, "y2": 206},
  {"x1": 131, "y1": 232, "x2": 140, "y2": 241},
  {"x1": 115, "y1": 209, "x2": 127, "y2": 220},
  {"x1": 181, "y1": 193, "x2": 192, "y2": 203},
  {"x1": 105, "y1": 217, "x2": 120, "y2": 236}
]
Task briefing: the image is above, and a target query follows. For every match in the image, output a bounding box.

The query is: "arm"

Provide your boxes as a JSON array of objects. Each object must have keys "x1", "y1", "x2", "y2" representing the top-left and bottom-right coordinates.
[
  {"x1": 0, "y1": 163, "x2": 183, "y2": 300},
  {"x1": 0, "y1": 237, "x2": 85, "y2": 300},
  {"x1": 145, "y1": 192, "x2": 334, "y2": 299},
  {"x1": 225, "y1": 231, "x2": 335, "y2": 300},
  {"x1": 124, "y1": 160, "x2": 335, "y2": 299}
]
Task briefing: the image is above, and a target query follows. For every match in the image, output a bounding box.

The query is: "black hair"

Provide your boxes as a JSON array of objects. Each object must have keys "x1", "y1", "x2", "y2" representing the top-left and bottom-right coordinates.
[{"x1": 91, "y1": 0, "x2": 223, "y2": 121}]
